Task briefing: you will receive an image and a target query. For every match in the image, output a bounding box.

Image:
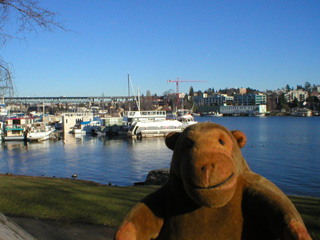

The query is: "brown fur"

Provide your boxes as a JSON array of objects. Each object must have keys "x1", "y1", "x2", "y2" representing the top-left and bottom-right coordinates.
[{"x1": 115, "y1": 123, "x2": 311, "y2": 240}]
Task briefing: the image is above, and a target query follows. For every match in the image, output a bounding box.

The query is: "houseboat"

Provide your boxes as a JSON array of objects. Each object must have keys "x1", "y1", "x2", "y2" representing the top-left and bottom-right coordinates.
[
  {"x1": 2, "y1": 125, "x2": 26, "y2": 141},
  {"x1": 2, "y1": 117, "x2": 37, "y2": 141}
]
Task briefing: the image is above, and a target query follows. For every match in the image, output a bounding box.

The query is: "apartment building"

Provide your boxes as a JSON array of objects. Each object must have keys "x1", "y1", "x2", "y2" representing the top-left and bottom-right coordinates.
[
  {"x1": 285, "y1": 90, "x2": 308, "y2": 102},
  {"x1": 234, "y1": 93, "x2": 267, "y2": 105}
]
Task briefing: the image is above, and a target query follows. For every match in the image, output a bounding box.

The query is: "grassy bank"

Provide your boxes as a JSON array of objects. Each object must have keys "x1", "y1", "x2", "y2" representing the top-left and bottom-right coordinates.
[{"x1": 0, "y1": 175, "x2": 319, "y2": 239}]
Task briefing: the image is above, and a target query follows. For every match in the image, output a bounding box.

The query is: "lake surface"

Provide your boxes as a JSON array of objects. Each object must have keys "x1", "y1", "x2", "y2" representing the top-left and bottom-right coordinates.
[{"x1": 0, "y1": 116, "x2": 319, "y2": 197}]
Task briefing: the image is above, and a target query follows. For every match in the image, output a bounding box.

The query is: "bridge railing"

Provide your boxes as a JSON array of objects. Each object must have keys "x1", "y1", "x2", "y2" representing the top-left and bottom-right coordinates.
[{"x1": 3, "y1": 96, "x2": 136, "y2": 104}]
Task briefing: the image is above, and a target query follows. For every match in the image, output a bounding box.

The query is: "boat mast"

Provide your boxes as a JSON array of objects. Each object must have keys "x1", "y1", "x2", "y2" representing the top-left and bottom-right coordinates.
[
  {"x1": 43, "y1": 101, "x2": 45, "y2": 121},
  {"x1": 137, "y1": 88, "x2": 141, "y2": 112},
  {"x1": 128, "y1": 74, "x2": 131, "y2": 111},
  {"x1": 128, "y1": 75, "x2": 140, "y2": 112}
]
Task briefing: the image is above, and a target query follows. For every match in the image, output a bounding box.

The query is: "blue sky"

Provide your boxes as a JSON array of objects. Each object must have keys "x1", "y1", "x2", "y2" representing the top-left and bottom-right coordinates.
[{"x1": 2, "y1": 0, "x2": 320, "y2": 97}]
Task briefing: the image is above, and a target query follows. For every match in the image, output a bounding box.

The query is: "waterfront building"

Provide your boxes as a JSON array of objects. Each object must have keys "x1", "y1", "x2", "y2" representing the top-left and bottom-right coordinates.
[
  {"x1": 291, "y1": 108, "x2": 312, "y2": 117},
  {"x1": 220, "y1": 105, "x2": 267, "y2": 116},
  {"x1": 204, "y1": 94, "x2": 234, "y2": 105},
  {"x1": 285, "y1": 90, "x2": 308, "y2": 103},
  {"x1": 193, "y1": 93, "x2": 234, "y2": 106},
  {"x1": 62, "y1": 112, "x2": 94, "y2": 133},
  {"x1": 197, "y1": 105, "x2": 220, "y2": 114},
  {"x1": 234, "y1": 93, "x2": 267, "y2": 105}
]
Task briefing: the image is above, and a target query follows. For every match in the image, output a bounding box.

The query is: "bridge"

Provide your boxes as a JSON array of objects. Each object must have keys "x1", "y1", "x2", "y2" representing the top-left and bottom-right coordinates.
[{"x1": 3, "y1": 96, "x2": 136, "y2": 104}]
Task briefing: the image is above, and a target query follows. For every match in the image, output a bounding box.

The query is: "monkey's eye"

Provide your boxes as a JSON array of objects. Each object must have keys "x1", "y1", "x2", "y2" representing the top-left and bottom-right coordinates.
[
  {"x1": 219, "y1": 139, "x2": 225, "y2": 145},
  {"x1": 186, "y1": 138, "x2": 194, "y2": 148}
]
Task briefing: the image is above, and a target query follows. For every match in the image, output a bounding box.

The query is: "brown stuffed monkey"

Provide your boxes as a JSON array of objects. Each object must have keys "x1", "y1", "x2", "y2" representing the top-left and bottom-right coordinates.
[{"x1": 115, "y1": 122, "x2": 311, "y2": 240}]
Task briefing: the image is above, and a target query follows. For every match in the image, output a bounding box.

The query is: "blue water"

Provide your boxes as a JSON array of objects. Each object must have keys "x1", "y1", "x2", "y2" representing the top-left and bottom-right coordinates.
[{"x1": 0, "y1": 116, "x2": 319, "y2": 197}]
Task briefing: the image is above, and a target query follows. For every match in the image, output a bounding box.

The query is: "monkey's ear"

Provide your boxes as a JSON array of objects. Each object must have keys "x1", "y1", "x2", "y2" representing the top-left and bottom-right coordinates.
[
  {"x1": 231, "y1": 130, "x2": 246, "y2": 149},
  {"x1": 165, "y1": 132, "x2": 181, "y2": 151}
]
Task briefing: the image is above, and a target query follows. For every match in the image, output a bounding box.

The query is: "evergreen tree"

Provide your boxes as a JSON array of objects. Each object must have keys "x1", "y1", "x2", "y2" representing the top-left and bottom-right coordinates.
[
  {"x1": 304, "y1": 82, "x2": 311, "y2": 91},
  {"x1": 292, "y1": 97, "x2": 300, "y2": 108},
  {"x1": 189, "y1": 86, "x2": 194, "y2": 97},
  {"x1": 277, "y1": 93, "x2": 289, "y2": 110},
  {"x1": 286, "y1": 84, "x2": 290, "y2": 92}
]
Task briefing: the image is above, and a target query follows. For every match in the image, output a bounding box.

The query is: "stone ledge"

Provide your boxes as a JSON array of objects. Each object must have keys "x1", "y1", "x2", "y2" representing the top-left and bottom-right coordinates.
[
  {"x1": 135, "y1": 168, "x2": 170, "y2": 186},
  {"x1": 0, "y1": 212, "x2": 36, "y2": 240}
]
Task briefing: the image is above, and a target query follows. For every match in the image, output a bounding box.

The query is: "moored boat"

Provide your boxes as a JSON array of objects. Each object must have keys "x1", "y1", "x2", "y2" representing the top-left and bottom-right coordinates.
[
  {"x1": 72, "y1": 120, "x2": 101, "y2": 134},
  {"x1": 200, "y1": 112, "x2": 223, "y2": 117},
  {"x1": 2, "y1": 125, "x2": 26, "y2": 141},
  {"x1": 123, "y1": 110, "x2": 167, "y2": 123},
  {"x1": 1, "y1": 117, "x2": 37, "y2": 141},
  {"x1": 127, "y1": 120, "x2": 184, "y2": 139},
  {"x1": 176, "y1": 112, "x2": 198, "y2": 128},
  {"x1": 26, "y1": 122, "x2": 56, "y2": 141}
]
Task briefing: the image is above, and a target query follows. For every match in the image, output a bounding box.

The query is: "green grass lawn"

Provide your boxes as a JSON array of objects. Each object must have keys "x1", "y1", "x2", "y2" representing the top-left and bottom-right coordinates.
[{"x1": 0, "y1": 174, "x2": 319, "y2": 239}]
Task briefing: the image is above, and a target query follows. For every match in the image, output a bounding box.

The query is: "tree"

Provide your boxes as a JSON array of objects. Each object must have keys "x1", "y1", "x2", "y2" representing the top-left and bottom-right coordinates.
[
  {"x1": 0, "y1": 58, "x2": 16, "y2": 97},
  {"x1": 304, "y1": 82, "x2": 311, "y2": 91},
  {"x1": 246, "y1": 87, "x2": 258, "y2": 94},
  {"x1": 277, "y1": 93, "x2": 288, "y2": 111},
  {"x1": 189, "y1": 86, "x2": 194, "y2": 97},
  {"x1": 286, "y1": 84, "x2": 290, "y2": 92},
  {"x1": 306, "y1": 96, "x2": 319, "y2": 110},
  {"x1": 0, "y1": 0, "x2": 66, "y2": 96},
  {"x1": 0, "y1": 0, "x2": 66, "y2": 46},
  {"x1": 163, "y1": 89, "x2": 175, "y2": 96},
  {"x1": 291, "y1": 97, "x2": 300, "y2": 108}
]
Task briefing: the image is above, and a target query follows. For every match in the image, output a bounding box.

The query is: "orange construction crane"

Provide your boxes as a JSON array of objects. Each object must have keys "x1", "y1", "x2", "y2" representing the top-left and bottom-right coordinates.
[{"x1": 167, "y1": 77, "x2": 207, "y2": 108}]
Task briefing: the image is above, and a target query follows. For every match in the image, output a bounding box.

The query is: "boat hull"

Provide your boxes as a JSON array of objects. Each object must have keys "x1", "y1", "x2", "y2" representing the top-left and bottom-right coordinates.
[
  {"x1": 127, "y1": 120, "x2": 194, "y2": 139},
  {"x1": 27, "y1": 129, "x2": 55, "y2": 141},
  {"x1": 3, "y1": 136, "x2": 25, "y2": 141}
]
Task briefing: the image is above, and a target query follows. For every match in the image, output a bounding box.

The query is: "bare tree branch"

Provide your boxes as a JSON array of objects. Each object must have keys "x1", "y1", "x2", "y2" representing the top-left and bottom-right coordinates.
[
  {"x1": 0, "y1": 0, "x2": 67, "y2": 97},
  {"x1": 0, "y1": 57, "x2": 17, "y2": 97},
  {"x1": 0, "y1": 0, "x2": 67, "y2": 45}
]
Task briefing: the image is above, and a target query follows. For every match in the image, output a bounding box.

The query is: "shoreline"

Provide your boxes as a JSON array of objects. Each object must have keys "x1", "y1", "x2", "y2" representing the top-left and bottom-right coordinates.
[{"x1": 1, "y1": 172, "x2": 319, "y2": 199}]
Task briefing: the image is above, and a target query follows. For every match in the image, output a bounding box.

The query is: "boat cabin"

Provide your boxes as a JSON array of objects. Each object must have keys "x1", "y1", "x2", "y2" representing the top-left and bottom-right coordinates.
[
  {"x1": 6, "y1": 117, "x2": 37, "y2": 126},
  {"x1": 123, "y1": 111, "x2": 167, "y2": 123},
  {"x1": 127, "y1": 120, "x2": 182, "y2": 138}
]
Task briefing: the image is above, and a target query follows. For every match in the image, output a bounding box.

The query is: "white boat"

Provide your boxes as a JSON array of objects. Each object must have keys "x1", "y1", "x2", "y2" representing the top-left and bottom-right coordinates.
[
  {"x1": 176, "y1": 109, "x2": 198, "y2": 128},
  {"x1": 200, "y1": 112, "x2": 223, "y2": 117},
  {"x1": 177, "y1": 113, "x2": 194, "y2": 121},
  {"x1": 27, "y1": 122, "x2": 56, "y2": 141},
  {"x1": 176, "y1": 113, "x2": 198, "y2": 128},
  {"x1": 72, "y1": 120, "x2": 101, "y2": 134},
  {"x1": 127, "y1": 120, "x2": 184, "y2": 139}
]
